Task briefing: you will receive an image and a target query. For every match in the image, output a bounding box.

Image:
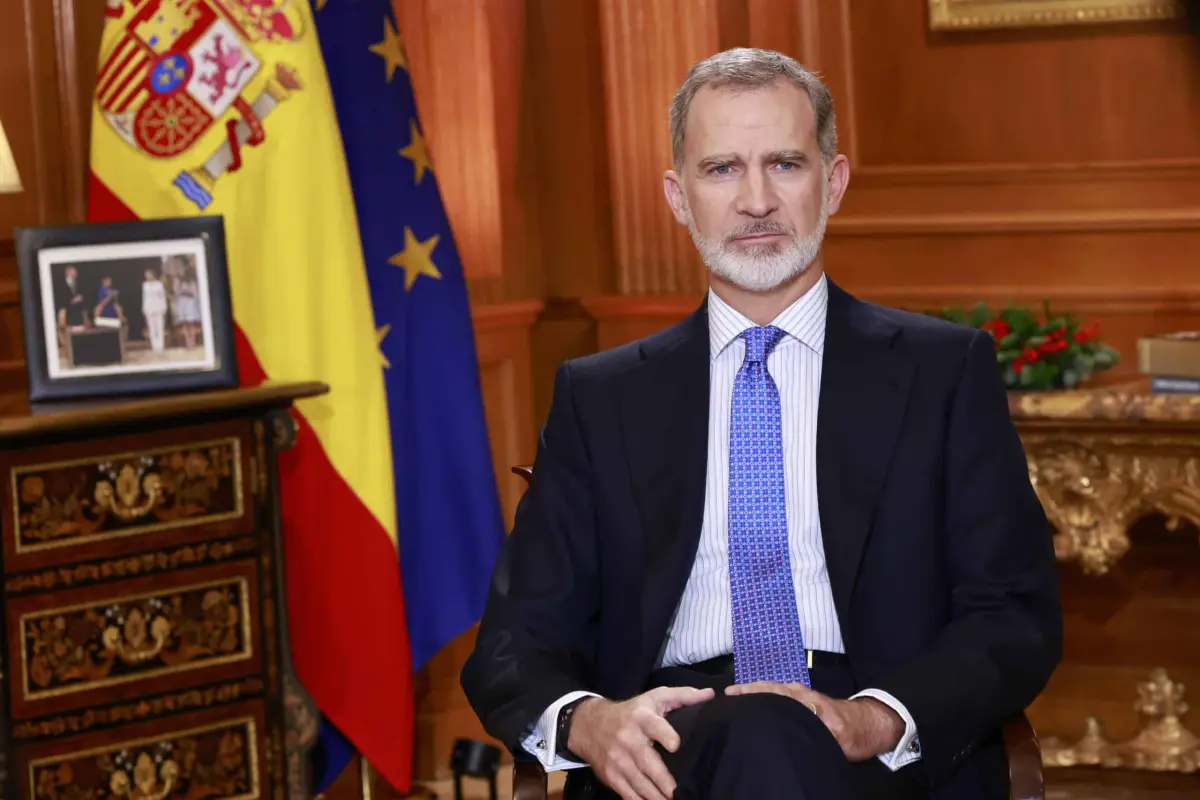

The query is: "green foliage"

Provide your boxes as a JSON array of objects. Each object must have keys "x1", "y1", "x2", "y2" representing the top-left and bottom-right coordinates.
[{"x1": 924, "y1": 302, "x2": 1120, "y2": 391}]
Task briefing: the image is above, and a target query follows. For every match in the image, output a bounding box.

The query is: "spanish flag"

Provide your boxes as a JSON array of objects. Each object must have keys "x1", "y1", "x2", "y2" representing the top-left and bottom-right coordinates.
[{"x1": 86, "y1": 0, "x2": 506, "y2": 790}]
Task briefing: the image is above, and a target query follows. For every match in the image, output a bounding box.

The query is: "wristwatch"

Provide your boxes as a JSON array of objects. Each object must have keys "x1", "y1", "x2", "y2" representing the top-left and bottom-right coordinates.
[{"x1": 555, "y1": 698, "x2": 589, "y2": 762}]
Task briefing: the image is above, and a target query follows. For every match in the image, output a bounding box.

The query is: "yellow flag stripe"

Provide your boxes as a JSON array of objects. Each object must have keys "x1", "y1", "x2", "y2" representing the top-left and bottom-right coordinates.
[{"x1": 90, "y1": 0, "x2": 397, "y2": 546}]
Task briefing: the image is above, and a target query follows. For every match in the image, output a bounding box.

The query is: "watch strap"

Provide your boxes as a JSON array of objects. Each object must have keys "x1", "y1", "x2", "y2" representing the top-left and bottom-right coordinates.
[{"x1": 555, "y1": 697, "x2": 589, "y2": 762}]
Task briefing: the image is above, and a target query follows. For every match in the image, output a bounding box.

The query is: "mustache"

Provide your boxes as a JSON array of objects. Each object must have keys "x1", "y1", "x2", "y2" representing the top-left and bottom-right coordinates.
[{"x1": 724, "y1": 221, "x2": 793, "y2": 243}]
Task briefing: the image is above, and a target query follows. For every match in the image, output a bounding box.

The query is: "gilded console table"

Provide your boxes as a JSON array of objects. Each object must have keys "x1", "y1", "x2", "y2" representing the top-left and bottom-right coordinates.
[
  {"x1": 1010, "y1": 382, "x2": 1200, "y2": 776},
  {"x1": 0, "y1": 382, "x2": 325, "y2": 800}
]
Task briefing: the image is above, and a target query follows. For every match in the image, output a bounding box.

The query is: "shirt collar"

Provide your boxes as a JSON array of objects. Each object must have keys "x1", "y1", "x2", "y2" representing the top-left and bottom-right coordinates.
[{"x1": 708, "y1": 272, "x2": 828, "y2": 361}]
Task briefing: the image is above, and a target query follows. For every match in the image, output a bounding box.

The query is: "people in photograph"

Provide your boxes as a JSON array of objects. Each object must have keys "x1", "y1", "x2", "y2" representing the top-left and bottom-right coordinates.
[
  {"x1": 93, "y1": 276, "x2": 124, "y2": 329},
  {"x1": 54, "y1": 265, "x2": 88, "y2": 328},
  {"x1": 171, "y1": 263, "x2": 202, "y2": 348},
  {"x1": 142, "y1": 268, "x2": 168, "y2": 353}
]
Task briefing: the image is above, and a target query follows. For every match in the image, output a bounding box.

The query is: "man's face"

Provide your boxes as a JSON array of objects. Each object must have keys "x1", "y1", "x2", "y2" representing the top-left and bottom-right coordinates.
[
  {"x1": 663, "y1": 78, "x2": 849, "y2": 292},
  {"x1": 65, "y1": 267, "x2": 77, "y2": 282}
]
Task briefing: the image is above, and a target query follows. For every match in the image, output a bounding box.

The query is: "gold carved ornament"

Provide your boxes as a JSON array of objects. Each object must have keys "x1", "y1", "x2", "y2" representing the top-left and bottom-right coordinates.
[
  {"x1": 927, "y1": 0, "x2": 1180, "y2": 30},
  {"x1": 25, "y1": 583, "x2": 246, "y2": 698},
  {"x1": 94, "y1": 462, "x2": 164, "y2": 521},
  {"x1": 32, "y1": 722, "x2": 254, "y2": 800},
  {"x1": 101, "y1": 606, "x2": 172, "y2": 665},
  {"x1": 1042, "y1": 669, "x2": 1200, "y2": 773},
  {"x1": 13, "y1": 678, "x2": 265, "y2": 739},
  {"x1": 1023, "y1": 437, "x2": 1200, "y2": 575},
  {"x1": 4, "y1": 538, "x2": 256, "y2": 594},
  {"x1": 15, "y1": 441, "x2": 240, "y2": 551},
  {"x1": 108, "y1": 751, "x2": 180, "y2": 800}
]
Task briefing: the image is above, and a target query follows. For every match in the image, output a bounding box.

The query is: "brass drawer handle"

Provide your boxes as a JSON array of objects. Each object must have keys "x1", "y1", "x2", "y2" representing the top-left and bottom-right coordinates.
[
  {"x1": 102, "y1": 609, "x2": 171, "y2": 665},
  {"x1": 109, "y1": 752, "x2": 179, "y2": 800},
  {"x1": 94, "y1": 464, "x2": 164, "y2": 522}
]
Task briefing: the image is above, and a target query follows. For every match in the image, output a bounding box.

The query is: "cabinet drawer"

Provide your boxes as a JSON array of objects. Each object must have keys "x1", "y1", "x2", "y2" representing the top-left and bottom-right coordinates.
[
  {"x1": 17, "y1": 701, "x2": 269, "y2": 800},
  {"x1": 2, "y1": 421, "x2": 256, "y2": 573},
  {"x1": 8, "y1": 560, "x2": 262, "y2": 719}
]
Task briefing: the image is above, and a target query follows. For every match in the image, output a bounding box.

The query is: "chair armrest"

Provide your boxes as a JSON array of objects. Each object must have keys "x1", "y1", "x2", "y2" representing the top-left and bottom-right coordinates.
[
  {"x1": 513, "y1": 760, "x2": 549, "y2": 800},
  {"x1": 1002, "y1": 713, "x2": 1044, "y2": 800}
]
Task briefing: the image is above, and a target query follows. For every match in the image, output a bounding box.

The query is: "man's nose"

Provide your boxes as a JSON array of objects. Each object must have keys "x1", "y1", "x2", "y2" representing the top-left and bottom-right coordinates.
[{"x1": 735, "y1": 169, "x2": 778, "y2": 218}]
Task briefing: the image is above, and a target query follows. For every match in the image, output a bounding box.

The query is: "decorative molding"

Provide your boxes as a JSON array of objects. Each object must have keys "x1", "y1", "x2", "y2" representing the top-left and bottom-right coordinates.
[
  {"x1": 4, "y1": 537, "x2": 259, "y2": 595},
  {"x1": 828, "y1": 208, "x2": 1200, "y2": 236},
  {"x1": 581, "y1": 294, "x2": 699, "y2": 321},
  {"x1": 1019, "y1": 435, "x2": 1200, "y2": 574},
  {"x1": 19, "y1": 575, "x2": 254, "y2": 701},
  {"x1": 1042, "y1": 669, "x2": 1200, "y2": 772},
  {"x1": 580, "y1": 285, "x2": 1200, "y2": 322},
  {"x1": 470, "y1": 299, "x2": 544, "y2": 331},
  {"x1": 12, "y1": 677, "x2": 265, "y2": 740},
  {"x1": 866, "y1": 285, "x2": 1200, "y2": 315},
  {"x1": 284, "y1": 674, "x2": 318, "y2": 800},
  {"x1": 852, "y1": 159, "x2": 1200, "y2": 186},
  {"x1": 927, "y1": 0, "x2": 1180, "y2": 30},
  {"x1": 27, "y1": 714, "x2": 261, "y2": 800},
  {"x1": 10, "y1": 438, "x2": 245, "y2": 556}
]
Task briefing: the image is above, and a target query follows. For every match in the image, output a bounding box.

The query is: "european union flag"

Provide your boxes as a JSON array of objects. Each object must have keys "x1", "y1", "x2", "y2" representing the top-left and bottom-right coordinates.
[{"x1": 312, "y1": 0, "x2": 507, "y2": 788}]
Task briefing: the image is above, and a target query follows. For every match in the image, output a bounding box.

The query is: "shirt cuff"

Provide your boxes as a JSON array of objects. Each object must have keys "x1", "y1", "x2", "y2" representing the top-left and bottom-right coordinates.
[
  {"x1": 850, "y1": 688, "x2": 921, "y2": 770},
  {"x1": 520, "y1": 691, "x2": 603, "y2": 771}
]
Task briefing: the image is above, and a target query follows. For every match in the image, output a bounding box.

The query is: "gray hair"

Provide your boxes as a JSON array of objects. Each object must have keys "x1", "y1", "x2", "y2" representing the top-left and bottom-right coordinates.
[{"x1": 669, "y1": 47, "x2": 837, "y2": 170}]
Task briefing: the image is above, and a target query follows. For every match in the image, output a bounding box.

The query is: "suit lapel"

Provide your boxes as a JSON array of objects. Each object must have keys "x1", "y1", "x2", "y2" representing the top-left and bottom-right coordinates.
[
  {"x1": 817, "y1": 281, "x2": 914, "y2": 621},
  {"x1": 618, "y1": 303, "x2": 711, "y2": 674}
]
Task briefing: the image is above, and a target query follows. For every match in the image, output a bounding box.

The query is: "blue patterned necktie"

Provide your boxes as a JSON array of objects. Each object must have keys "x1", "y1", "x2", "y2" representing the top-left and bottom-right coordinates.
[{"x1": 728, "y1": 325, "x2": 811, "y2": 687}]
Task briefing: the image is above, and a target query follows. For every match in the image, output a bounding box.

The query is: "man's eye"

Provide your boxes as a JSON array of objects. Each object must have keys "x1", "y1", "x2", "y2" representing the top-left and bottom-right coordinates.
[
  {"x1": 711, "y1": 164, "x2": 732, "y2": 175},
  {"x1": 777, "y1": 161, "x2": 797, "y2": 171}
]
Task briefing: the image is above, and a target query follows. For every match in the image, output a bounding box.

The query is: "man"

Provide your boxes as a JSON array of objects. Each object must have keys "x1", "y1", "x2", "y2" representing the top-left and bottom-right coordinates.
[
  {"x1": 55, "y1": 265, "x2": 88, "y2": 328},
  {"x1": 462, "y1": 48, "x2": 1062, "y2": 799}
]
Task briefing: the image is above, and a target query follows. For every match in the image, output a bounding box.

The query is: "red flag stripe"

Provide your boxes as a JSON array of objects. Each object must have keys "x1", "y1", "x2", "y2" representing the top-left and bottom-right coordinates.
[{"x1": 87, "y1": 174, "x2": 415, "y2": 789}]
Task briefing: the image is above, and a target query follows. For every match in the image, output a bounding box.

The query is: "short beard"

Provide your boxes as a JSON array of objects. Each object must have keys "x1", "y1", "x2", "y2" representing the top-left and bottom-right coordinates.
[{"x1": 687, "y1": 205, "x2": 828, "y2": 293}]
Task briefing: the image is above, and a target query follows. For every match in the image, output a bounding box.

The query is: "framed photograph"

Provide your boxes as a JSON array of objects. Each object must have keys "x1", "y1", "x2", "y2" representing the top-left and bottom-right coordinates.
[
  {"x1": 15, "y1": 216, "x2": 237, "y2": 403},
  {"x1": 928, "y1": 0, "x2": 1179, "y2": 30}
]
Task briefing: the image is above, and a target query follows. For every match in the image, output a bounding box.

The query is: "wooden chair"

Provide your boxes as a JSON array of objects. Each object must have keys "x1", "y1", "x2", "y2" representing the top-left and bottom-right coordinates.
[{"x1": 509, "y1": 465, "x2": 1046, "y2": 800}]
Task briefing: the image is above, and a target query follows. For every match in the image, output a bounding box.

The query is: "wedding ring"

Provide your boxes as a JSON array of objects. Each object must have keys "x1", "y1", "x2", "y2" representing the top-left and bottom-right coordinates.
[{"x1": 806, "y1": 701, "x2": 820, "y2": 717}]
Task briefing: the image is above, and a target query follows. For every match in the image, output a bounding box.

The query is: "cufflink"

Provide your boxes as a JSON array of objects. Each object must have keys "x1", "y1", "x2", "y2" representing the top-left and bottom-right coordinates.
[
  {"x1": 908, "y1": 739, "x2": 920, "y2": 754},
  {"x1": 536, "y1": 740, "x2": 546, "y2": 750}
]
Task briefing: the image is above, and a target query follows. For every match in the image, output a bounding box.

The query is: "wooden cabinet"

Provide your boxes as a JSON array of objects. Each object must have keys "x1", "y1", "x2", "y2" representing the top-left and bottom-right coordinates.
[{"x1": 0, "y1": 382, "x2": 325, "y2": 800}]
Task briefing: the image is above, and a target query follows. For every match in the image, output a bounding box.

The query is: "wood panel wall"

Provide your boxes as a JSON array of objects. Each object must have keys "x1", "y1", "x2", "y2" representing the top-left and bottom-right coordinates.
[{"x1": 4, "y1": 0, "x2": 1200, "y2": 791}]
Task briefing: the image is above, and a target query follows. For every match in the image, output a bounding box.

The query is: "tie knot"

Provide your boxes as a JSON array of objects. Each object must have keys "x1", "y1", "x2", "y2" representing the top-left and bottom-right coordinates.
[{"x1": 740, "y1": 326, "x2": 786, "y2": 363}]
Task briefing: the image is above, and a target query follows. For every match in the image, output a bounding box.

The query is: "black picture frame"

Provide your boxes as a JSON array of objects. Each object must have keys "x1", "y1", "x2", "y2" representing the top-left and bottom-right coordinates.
[{"x1": 15, "y1": 215, "x2": 237, "y2": 404}]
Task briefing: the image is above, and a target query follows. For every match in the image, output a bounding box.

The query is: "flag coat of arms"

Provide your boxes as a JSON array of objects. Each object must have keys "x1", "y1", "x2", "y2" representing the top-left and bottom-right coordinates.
[{"x1": 86, "y1": 0, "x2": 507, "y2": 789}]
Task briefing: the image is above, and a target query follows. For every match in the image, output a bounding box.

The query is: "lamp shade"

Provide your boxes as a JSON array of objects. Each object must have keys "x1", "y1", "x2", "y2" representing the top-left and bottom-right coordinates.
[{"x1": 0, "y1": 116, "x2": 22, "y2": 194}]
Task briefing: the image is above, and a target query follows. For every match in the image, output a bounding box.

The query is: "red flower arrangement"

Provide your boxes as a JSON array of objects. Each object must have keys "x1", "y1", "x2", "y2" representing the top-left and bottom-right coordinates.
[{"x1": 927, "y1": 302, "x2": 1119, "y2": 390}]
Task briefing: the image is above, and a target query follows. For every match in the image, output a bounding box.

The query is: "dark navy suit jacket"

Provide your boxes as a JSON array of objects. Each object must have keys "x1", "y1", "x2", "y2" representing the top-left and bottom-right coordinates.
[{"x1": 462, "y1": 279, "x2": 1062, "y2": 799}]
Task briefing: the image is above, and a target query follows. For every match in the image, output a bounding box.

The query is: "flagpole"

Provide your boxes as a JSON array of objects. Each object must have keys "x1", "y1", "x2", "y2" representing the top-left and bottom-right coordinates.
[{"x1": 360, "y1": 758, "x2": 374, "y2": 800}]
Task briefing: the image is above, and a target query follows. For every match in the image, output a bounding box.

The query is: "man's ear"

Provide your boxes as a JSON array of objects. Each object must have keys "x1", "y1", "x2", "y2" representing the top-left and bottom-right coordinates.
[
  {"x1": 824, "y1": 154, "x2": 850, "y2": 216},
  {"x1": 663, "y1": 169, "x2": 689, "y2": 225}
]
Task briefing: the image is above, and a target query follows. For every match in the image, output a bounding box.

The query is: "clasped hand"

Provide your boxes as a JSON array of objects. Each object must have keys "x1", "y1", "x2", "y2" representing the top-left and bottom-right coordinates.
[
  {"x1": 569, "y1": 683, "x2": 903, "y2": 800},
  {"x1": 567, "y1": 686, "x2": 712, "y2": 800},
  {"x1": 725, "y1": 681, "x2": 904, "y2": 762}
]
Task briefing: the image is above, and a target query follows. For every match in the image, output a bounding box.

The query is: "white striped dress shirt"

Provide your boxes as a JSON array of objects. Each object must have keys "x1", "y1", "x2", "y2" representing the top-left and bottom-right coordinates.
[
  {"x1": 660, "y1": 274, "x2": 841, "y2": 665},
  {"x1": 525, "y1": 273, "x2": 921, "y2": 773}
]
